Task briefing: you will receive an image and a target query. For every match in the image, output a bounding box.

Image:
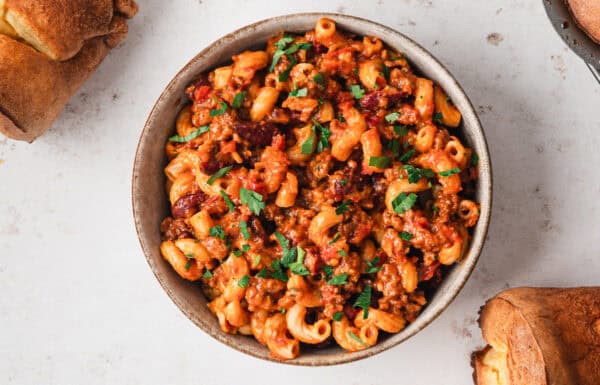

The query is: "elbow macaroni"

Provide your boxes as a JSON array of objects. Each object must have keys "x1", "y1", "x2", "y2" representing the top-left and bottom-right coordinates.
[{"x1": 159, "y1": 18, "x2": 479, "y2": 360}]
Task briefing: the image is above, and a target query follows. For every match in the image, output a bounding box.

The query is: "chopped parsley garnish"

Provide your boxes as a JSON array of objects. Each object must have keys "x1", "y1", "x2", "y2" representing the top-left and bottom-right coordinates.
[
  {"x1": 328, "y1": 273, "x2": 349, "y2": 286},
  {"x1": 472, "y1": 153, "x2": 479, "y2": 166},
  {"x1": 313, "y1": 120, "x2": 331, "y2": 152},
  {"x1": 275, "y1": 232, "x2": 297, "y2": 267},
  {"x1": 270, "y1": 259, "x2": 288, "y2": 282},
  {"x1": 253, "y1": 255, "x2": 262, "y2": 267},
  {"x1": 335, "y1": 199, "x2": 352, "y2": 215},
  {"x1": 209, "y1": 101, "x2": 228, "y2": 117},
  {"x1": 365, "y1": 257, "x2": 382, "y2": 274},
  {"x1": 340, "y1": 179, "x2": 348, "y2": 186},
  {"x1": 168, "y1": 125, "x2": 210, "y2": 142},
  {"x1": 350, "y1": 84, "x2": 365, "y2": 99},
  {"x1": 231, "y1": 91, "x2": 246, "y2": 109},
  {"x1": 242, "y1": 244, "x2": 251, "y2": 252},
  {"x1": 209, "y1": 225, "x2": 225, "y2": 239},
  {"x1": 239, "y1": 220, "x2": 250, "y2": 240},
  {"x1": 270, "y1": 38, "x2": 312, "y2": 81},
  {"x1": 399, "y1": 147, "x2": 416, "y2": 162},
  {"x1": 290, "y1": 87, "x2": 308, "y2": 97},
  {"x1": 219, "y1": 190, "x2": 235, "y2": 212},
  {"x1": 239, "y1": 188, "x2": 265, "y2": 216},
  {"x1": 432, "y1": 111, "x2": 443, "y2": 124},
  {"x1": 269, "y1": 35, "x2": 294, "y2": 71},
  {"x1": 301, "y1": 129, "x2": 316, "y2": 155},
  {"x1": 348, "y1": 331, "x2": 368, "y2": 346},
  {"x1": 337, "y1": 249, "x2": 348, "y2": 257},
  {"x1": 257, "y1": 268, "x2": 270, "y2": 278},
  {"x1": 202, "y1": 269, "x2": 213, "y2": 278},
  {"x1": 389, "y1": 138, "x2": 400, "y2": 157},
  {"x1": 403, "y1": 164, "x2": 435, "y2": 183},
  {"x1": 432, "y1": 205, "x2": 440, "y2": 214},
  {"x1": 392, "y1": 192, "x2": 417, "y2": 214},
  {"x1": 289, "y1": 245, "x2": 310, "y2": 276},
  {"x1": 207, "y1": 166, "x2": 233, "y2": 185},
  {"x1": 400, "y1": 231, "x2": 413, "y2": 241},
  {"x1": 338, "y1": 114, "x2": 345, "y2": 123},
  {"x1": 439, "y1": 167, "x2": 461, "y2": 177},
  {"x1": 328, "y1": 233, "x2": 342, "y2": 245},
  {"x1": 353, "y1": 285, "x2": 372, "y2": 318},
  {"x1": 382, "y1": 63, "x2": 390, "y2": 80},
  {"x1": 313, "y1": 72, "x2": 325, "y2": 86},
  {"x1": 322, "y1": 265, "x2": 334, "y2": 280},
  {"x1": 238, "y1": 275, "x2": 250, "y2": 288},
  {"x1": 232, "y1": 249, "x2": 243, "y2": 257},
  {"x1": 369, "y1": 156, "x2": 391, "y2": 168},
  {"x1": 184, "y1": 253, "x2": 195, "y2": 259},
  {"x1": 393, "y1": 124, "x2": 409, "y2": 136},
  {"x1": 332, "y1": 311, "x2": 344, "y2": 321},
  {"x1": 184, "y1": 260, "x2": 192, "y2": 271},
  {"x1": 385, "y1": 112, "x2": 400, "y2": 123}
]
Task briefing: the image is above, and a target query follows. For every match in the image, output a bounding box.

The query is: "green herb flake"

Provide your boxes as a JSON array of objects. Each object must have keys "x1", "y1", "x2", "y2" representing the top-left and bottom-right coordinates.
[
  {"x1": 433, "y1": 112, "x2": 443, "y2": 124},
  {"x1": 270, "y1": 259, "x2": 288, "y2": 282},
  {"x1": 289, "y1": 246, "x2": 310, "y2": 276},
  {"x1": 338, "y1": 114, "x2": 345, "y2": 123},
  {"x1": 365, "y1": 257, "x2": 382, "y2": 274},
  {"x1": 432, "y1": 205, "x2": 440, "y2": 215},
  {"x1": 232, "y1": 249, "x2": 243, "y2": 257},
  {"x1": 253, "y1": 255, "x2": 262, "y2": 267},
  {"x1": 184, "y1": 260, "x2": 192, "y2": 271},
  {"x1": 207, "y1": 166, "x2": 233, "y2": 185},
  {"x1": 168, "y1": 125, "x2": 210, "y2": 143},
  {"x1": 353, "y1": 285, "x2": 372, "y2": 318},
  {"x1": 400, "y1": 231, "x2": 413, "y2": 241},
  {"x1": 257, "y1": 268, "x2": 270, "y2": 278},
  {"x1": 337, "y1": 249, "x2": 348, "y2": 257},
  {"x1": 385, "y1": 112, "x2": 400, "y2": 123},
  {"x1": 322, "y1": 265, "x2": 334, "y2": 280},
  {"x1": 335, "y1": 199, "x2": 352, "y2": 215},
  {"x1": 240, "y1": 188, "x2": 265, "y2": 216},
  {"x1": 232, "y1": 92, "x2": 246, "y2": 109},
  {"x1": 350, "y1": 84, "x2": 365, "y2": 99},
  {"x1": 209, "y1": 225, "x2": 225, "y2": 240},
  {"x1": 219, "y1": 190, "x2": 235, "y2": 212},
  {"x1": 402, "y1": 164, "x2": 434, "y2": 184},
  {"x1": 238, "y1": 275, "x2": 250, "y2": 288},
  {"x1": 332, "y1": 311, "x2": 344, "y2": 322},
  {"x1": 328, "y1": 273, "x2": 349, "y2": 286},
  {"x1": 202, "y1": 269, "x2": 213, "y2": 279},
  {"x1": 472, "y1": 153, "x2": 479, "y2": 167},
  {"x1": 301, "y1": 131, "x2": 316, "y2": 155},
  {"x1": 439, "y1": 167, "x2": 461, "y2": 177},
  {"x1": 382, "y1": 63, "x2": 390, "y2": 80},
  {"x1": 399, "y1": 147, "x2": 416, "y2": 162},
  {"x1": 393, "y1": 124, "x2": 409, "y2": 136},
  {"x1": 242, "y1": 244, "x2": 251, "y2": 252},
  {"x1": 209, "y1": 101, "x2": 228, "y2": 117},
  {"x1": 239, "y1": 220, "x2": 250, "y2": 240},
  {"x1": 184, "y1": 253, "x2": 195, "y2": 259},
  {"x1": 392, "y1": 192, "x2": 418, "y2": 215},
  {"x1": 328, "y1": 233, "x2": 342, "y2": 245},
  {"x1": 269, "y1": 35, "x2": 294, "y2": 71},
  {"x1": 340, "y1": 179, "x2": 348, "y2": 186},
  {"x1": 348, "y1": 331, "x2": 368, "y2": 346},
  {"x1": 313, "y1": 73, "x2": 325, "y2": 86},
  {"x1": 290, "y1": 87, "x2": 308, "y2": 97},
  {"x1": 389, "y1": 138, "x2": 400, "y2": 157},
  {"x1": 369, "y1": 156, "x2": 391, "y2": 168}
]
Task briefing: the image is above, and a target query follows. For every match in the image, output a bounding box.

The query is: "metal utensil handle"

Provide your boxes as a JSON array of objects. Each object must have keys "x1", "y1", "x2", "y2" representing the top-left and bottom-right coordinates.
[{"x1": 587, "y1": 62, "x2": 600, "y2": 84}]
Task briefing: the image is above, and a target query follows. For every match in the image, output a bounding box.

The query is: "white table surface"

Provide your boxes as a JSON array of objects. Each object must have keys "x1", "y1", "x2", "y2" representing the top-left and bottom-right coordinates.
[{"x1": 2, "y1": 0, "x2": 599, "y2": 383}]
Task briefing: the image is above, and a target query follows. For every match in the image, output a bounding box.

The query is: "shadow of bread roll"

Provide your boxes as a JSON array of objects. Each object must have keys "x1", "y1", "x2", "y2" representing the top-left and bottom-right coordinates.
[
  {"x1": 473, "y1": 287, "x2": 600, "y2": 385},
  {"x1": 0, "y1": 0, "x2": 138, "y2": 142},
  {"x1": 565, "y1": 0, "x2": 600, "y2": 43}
]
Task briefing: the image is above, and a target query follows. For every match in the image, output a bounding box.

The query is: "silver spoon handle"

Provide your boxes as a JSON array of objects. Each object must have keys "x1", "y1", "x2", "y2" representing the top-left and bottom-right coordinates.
[{"x1": 588, "y1": 62, "x2": 600, "y2": 84}]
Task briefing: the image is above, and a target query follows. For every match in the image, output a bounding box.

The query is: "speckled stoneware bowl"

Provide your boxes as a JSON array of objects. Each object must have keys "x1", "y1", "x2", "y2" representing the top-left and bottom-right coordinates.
[{"x1": 133, "y1": 13, "x2": 492, "y2": 366}]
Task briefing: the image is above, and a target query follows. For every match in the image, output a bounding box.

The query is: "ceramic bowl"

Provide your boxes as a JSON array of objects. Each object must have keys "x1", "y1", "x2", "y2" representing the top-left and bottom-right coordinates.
[{"x1": 132, "y1": 12, "x2": 492, "y2": 366}]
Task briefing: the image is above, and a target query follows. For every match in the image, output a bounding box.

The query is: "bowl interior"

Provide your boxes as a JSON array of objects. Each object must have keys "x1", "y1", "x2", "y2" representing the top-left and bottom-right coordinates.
[{"x1": 132, "y1": 13, "x2": 492, "y2": 366}]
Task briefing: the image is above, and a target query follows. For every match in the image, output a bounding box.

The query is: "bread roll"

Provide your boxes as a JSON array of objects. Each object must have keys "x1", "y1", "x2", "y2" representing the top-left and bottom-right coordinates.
[
  {"x1": 473, "y1": 287, "x2": 600, "y2": 385},
  {"x1": 565, "y1": 0, "x2": 600, "y2": 43},
  {"x1": 0, "y1": 0, "x2": 138, "y2": 142}
]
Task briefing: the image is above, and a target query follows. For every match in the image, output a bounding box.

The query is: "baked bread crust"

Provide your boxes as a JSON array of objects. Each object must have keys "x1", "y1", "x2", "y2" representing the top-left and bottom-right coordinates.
[
  {"x1": 0, "y1": 0, "x2": 137, "y2": 142},
  {"x1": 565, "y1": 0, "x2": 600, "y2": 44},
  {"x1": 473, "y1": 287, "x2": 600, "y2": 385}
]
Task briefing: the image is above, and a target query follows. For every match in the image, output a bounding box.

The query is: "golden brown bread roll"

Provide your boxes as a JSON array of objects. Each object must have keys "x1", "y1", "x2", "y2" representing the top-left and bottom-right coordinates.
[
  {"x1": 473, "y1": 287, "x2": 600, "y2": 385},
  {"x1": 0, "y1": 0, "x2": 137, "y2": 142},
  {"x1": 565, "y1": 0, "x2": 600, "y2": 43}
]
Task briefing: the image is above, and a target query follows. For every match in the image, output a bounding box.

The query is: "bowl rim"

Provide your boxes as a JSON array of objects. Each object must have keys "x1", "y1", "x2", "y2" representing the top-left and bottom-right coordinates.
[{"x1": 132, "y1": 12, "x2": 493, "y2": 366}]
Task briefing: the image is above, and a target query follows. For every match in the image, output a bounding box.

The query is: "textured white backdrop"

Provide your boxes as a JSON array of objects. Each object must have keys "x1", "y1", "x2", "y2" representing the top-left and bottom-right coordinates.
[{"x1": 1, "y1": 0, "x2": 599, "y2": 384}]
